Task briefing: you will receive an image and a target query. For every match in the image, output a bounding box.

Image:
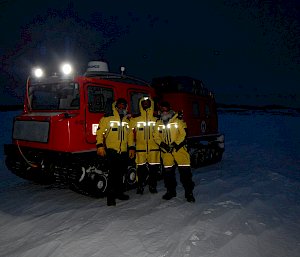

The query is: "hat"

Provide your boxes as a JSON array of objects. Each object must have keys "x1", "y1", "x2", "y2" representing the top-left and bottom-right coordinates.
[
  {"x1": 160, "y1": 101, "x2": 170, "y2": 109},
  {"x1": 116, "y1": 98, "x2": 127, "y2": 107}
]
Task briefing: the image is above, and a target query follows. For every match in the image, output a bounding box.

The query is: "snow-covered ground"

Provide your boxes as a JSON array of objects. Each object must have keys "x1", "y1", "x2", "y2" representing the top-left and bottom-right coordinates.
[{"x1": 0, "y1": 110, "x2": 299, "y2": 257}]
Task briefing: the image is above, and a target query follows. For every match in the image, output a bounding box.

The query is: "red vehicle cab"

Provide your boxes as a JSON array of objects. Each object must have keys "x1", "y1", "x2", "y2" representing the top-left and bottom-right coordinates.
[
  {"x1": 5, "y1": 61, "x2": 155, "y2": 196},
  {"x1": 4, "y1": 61, "x2": 224, "y2": 197}
]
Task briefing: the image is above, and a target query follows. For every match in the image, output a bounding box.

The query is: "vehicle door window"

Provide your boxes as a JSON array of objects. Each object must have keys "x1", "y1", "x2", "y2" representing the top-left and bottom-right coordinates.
[
  {"x1": 130, "y1": 92, "x2": 149, "y2": 115},
  {"x1": 88, "y1": 86, "x2": 114, "y2": 113},
  {"x1": 192, "y1": 101, "x2": 200, "y2": 117},
  {"x1": 205, "y1": 104, "x2": 210, "y2": 117}
]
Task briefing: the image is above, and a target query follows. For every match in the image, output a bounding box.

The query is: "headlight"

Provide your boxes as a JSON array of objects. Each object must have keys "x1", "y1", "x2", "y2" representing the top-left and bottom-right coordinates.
[
  {"x1": 61, "y1": 63, "x2": 72, "y2": 75},
  {"x1": 33, "y1": 68, "x2": 44, "y2": 78}
]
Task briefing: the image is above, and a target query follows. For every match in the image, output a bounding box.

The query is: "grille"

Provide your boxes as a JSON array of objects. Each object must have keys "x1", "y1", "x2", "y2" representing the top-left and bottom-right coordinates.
[{"x1": 13, "y1": 120, "x2": 50, "y2": 143}]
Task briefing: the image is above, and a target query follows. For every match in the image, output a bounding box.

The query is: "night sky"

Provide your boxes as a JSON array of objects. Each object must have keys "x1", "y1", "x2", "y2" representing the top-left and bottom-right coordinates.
[{"x1": 1, "y1": 0, "x2": 299, "y2": 107}]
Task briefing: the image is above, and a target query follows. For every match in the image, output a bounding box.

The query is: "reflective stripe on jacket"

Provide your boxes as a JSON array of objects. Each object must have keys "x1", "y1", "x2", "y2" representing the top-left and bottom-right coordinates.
[{"x1": 153, "y1": 113, "x2": 186, "y2": 147}]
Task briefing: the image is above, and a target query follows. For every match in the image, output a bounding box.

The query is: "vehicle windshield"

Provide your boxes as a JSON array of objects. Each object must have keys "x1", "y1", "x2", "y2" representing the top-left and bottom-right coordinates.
[{"x1": 28, "y1": 82, "x2": 80, "y2": 110}]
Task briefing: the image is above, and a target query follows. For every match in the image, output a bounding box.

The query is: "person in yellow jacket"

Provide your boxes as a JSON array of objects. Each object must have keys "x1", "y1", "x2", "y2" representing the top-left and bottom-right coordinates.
[
  {"x1": 96, "y1": 98, "x2": 130, "y2": 206},
  {"x1": 128, "y1": 97, "x2": 160, "y2": 194},
  {"x1": 154, "y1": 101, "x2": 195, "y2": 202}
]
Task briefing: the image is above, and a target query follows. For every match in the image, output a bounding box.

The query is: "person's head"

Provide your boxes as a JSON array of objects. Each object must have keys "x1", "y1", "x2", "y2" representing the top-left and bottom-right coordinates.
[
  {"x1": 141, "y1": 97, "x2": 151, "y2": 110},
  {"x1": 159, "y1": 101, "x2": 173, "y2": 123},
  {"x1": 160, "y1": 101, "x2": 171, "y2": 114},
  {"x1": 115, "y1": 98, "x2": 127, "y2": 116}
]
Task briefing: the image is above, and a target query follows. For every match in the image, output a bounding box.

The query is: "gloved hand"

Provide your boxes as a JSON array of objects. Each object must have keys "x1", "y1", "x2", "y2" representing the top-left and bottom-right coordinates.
[
  {"x1": 97, "y1": 147, "x2": 106, "y2": 157},
  {"x1": 160, "y1": 142, "x2": 171, "y2": 153},
  {"x1": 129, "y1": 149, "x2": 135, "y2": 159}
]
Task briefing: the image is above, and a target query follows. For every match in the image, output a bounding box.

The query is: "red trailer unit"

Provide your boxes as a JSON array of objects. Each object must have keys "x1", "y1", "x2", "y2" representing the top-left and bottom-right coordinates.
[{"x1": 152, "y1": 76, "x2": 224, "y2": 168}]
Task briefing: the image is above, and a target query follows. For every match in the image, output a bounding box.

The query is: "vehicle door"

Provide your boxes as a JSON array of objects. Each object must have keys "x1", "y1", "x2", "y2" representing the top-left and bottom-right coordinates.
[{"x1": 85, "y1": 83, "x2": 115, "y2": 144}]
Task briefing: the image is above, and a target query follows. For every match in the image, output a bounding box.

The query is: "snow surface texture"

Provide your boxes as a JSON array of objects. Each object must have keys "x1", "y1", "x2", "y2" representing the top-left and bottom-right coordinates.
[{"x1": 0, "y1": 111, "x2": 300, "y2": 257}]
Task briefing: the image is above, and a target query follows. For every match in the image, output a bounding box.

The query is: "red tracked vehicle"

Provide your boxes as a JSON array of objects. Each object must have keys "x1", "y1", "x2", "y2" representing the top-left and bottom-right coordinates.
[{"x1": 4, "y1": 61, "x2": 224, "y2": 197}]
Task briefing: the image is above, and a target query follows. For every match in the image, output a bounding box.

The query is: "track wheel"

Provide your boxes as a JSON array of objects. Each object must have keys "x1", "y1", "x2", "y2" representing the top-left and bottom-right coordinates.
[
  {"x1": 124, "y1": 165, "x2": 137, "y2": 190},
  {"x1": 89, "y1": 173, "x2": 108, "y2": 197}
]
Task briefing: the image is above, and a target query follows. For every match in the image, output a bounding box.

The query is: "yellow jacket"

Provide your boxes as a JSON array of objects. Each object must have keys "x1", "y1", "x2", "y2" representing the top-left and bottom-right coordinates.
[
  {"x1": 96, "y1": 102, "x2": 129, "y2": 153},
  {"x1": 153, "y1": 113, "x2": 186, "y2": 148},
  {"x1": 128, "y1": 97, "x2": 159, "y2": 152}
]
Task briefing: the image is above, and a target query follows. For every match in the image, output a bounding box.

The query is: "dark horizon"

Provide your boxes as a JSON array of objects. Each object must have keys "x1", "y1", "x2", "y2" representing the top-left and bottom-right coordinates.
[
  {"x1": 1, "y1": 1, "x2": 299, "y2": 107},
  {"x1": 1, "y1": 102, "x2": 299, "y2": 113}
]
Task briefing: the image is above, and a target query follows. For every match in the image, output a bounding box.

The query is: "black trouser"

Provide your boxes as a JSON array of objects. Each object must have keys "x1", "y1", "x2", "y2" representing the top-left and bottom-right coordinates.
[
  {"x1": 163, "y1": 166, "x2": 177, "y2": 193},
  {"x1": 148, "y1": 164, "x2": 159, "y2": 189},
  {"x1": 106, "y1": 149, "x2": 127, "y2": 198},
  {"x1": 137, "y1": 164, "x2": 159, "y2": 189},
  {"x1": 178, "y1": 167, "x2": 195, "y2": 194},
  {"x1": 164, "y1": 166, "x2": 194, "y2": 194}
]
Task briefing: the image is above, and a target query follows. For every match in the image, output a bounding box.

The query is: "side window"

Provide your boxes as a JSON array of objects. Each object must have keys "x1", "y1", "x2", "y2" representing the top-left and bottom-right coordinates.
[
  {"x1": 88, "y1": 86, "x2": 114, "y2": 113},
  {"x1": 205, "y1": 104, "x2": 210, "y2": 117},
  {"x1": 192, "y1": 102, "x2": 200, "y2": 117},
  {"x1": 130, "y1": 92, "x2": 149, "y2": 115}
]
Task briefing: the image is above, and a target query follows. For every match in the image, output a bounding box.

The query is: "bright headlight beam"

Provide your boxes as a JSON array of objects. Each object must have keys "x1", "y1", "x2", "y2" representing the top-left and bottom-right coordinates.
[
  {"x1": 61, "y1": 63, "x2": 72, "y2": 75},
  {"x1": 34, "y1": 68, "x2": 43, "y2": 78}
]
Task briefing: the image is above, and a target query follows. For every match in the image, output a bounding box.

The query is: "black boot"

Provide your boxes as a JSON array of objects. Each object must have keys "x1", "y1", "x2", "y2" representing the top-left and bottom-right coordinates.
[
  {"x1": 162, "y1": 190, "x2": 176, "y2": 200},
  {"x1": 149, "y1": 186, "x2": 158, "y2": 194},
  {"x1": 185, "y1": 192, "x2": 195, "y2": 203},
  {"x1": 162, "y1": 166, "x2": 177, "y2": 200},
  {"x1": 136, "y1": 186, "x2": 144, "y2": 195},
  {"x1": 107, "y1": 196, "x2": 116, "y2": 206},
  {"x1": 148, "y1": 164, "x2": 159, "y2": 193},
  {"x1": 179, "y1": 167, "x2": 195, "y2": 203},
  {"x1": 116, "y1": 193, "x2": 130, "y2": 201},
  {"x1": 136, "y1": 164, "x2": 147, "y2": 195}
]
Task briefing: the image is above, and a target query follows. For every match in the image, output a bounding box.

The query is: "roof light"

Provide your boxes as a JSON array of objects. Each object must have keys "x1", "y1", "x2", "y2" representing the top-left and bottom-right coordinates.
[
  {"x1": 120, "y1": 66, "x2": 125, "y2": 75},
  {"x1": 33, "y1": 68, "x2": 43, "y2": 78},
  {"x1": 61, "y1": 63, "x2": 72, "y2": 75}
]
